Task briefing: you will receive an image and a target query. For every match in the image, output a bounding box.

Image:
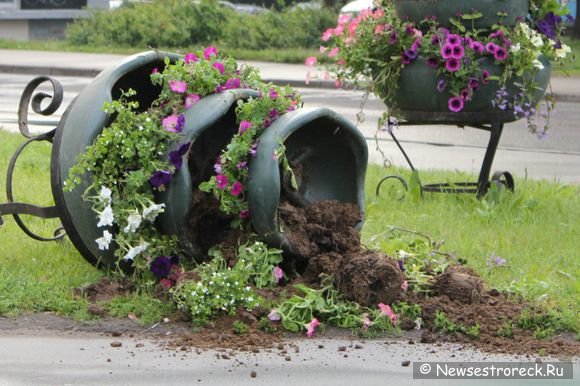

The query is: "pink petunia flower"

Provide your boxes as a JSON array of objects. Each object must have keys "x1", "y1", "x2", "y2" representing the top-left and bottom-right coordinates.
[
  {"x1": 322, "y1": 28, "x2": 334, "y2": 41},
  {"x1": 230, "y1": 181, "x2": 243, "y2": 196},
  {"x1": 272, "y1": 266, "x2": 284, "y2": 283},
  {"x1": 203, "y1": 46, "x2": 218, "y2": 60},
  {"x1": 239, "y1": 209, "x2": 250, "y2": 219},
  {"x1": 238, "y1": 120, "x2": 252, "y2": 134},
  {"x1": 216, "y1": 174, "x2": 228, "y2": 190},
  {"x1": 448, "y1": 96, "x2": 464, "y2": 112},
  {"x1": 213, "y1": 62, "x2": 225, "y2": 75},
  {"x1": 184, "y1": 53, "x2": 198, "y2": 64},
  {"x1": 445, "y1": 58, "x2": 461, "y2": 72},
  {"x1": 224, "y1": 77, "x2": 241, "y2": 89},
  {"x1": 162, "y1": 114, "x2": 185, "y2": 133},
  {"x1": 337, "y1": 14, "x2": 350, "y2": 24},
  {"x1": 306, "y1": 318, "x2": 320, "y2": 337},
  {"x1": 305, "y1": 56, "x2": 318, "y2": 67},
  {"x1": 401, "y1": 280, "x2": 409, "y2": 291},
  {"x1": 328, "y1": 47, "x2": 339, "y2": 58},
  {"x1": 184, "y1": 93, "x2": 201, "y2": 109},
  {"x1": 268, "y1": 309, "x2": 281, "y2": 321},
  {"x1": 362, "y1": 314, "x2": 372, "y2": 329},
  {"x1": 378, "y1": 303, "x2": 398, "y2": 326},
  {"x1": 169, "y1": 80, "x2": 187, "y2": 93}
]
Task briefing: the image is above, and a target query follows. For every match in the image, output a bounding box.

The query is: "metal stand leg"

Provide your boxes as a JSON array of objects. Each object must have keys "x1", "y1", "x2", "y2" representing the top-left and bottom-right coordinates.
[{"x1": 476, "y1": 119, "x2": 503, "y2": 198}]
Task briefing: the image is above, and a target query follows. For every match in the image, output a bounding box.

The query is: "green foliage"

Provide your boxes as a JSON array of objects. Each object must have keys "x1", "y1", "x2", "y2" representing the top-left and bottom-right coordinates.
[
  {"x1": 497, "y1": 321, "x2": 514, "y2": 338},
  {"x1": 517, "y1": 307, "x2": 570, "y2": 340},
  {"x1": 392, "y1": 301, "x2": 421, "y2": 320},
  {"x1": 104, "y1": 292, "x2": 176, "y2": 326},
  {"x1": 258, "y1": 316, "x2": 278, "y2": 333},
  {"x1": 171, "y1": 240, "x2": 282, "y2": 324},
  {"x1": 233, "y1": 320, "x2": 249, "y2": 335},
  {"x1": 434, "y1": 310, "x2": 480, "y2": 338}
]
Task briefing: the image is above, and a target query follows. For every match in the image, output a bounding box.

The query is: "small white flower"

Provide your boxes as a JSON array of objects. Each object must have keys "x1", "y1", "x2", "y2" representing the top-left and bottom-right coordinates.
[
  {"x1": 98, "y1": 186, "x2": 112, "y2": 204},
  {"x1": 533, "y1": 59, "x2": 545, "y2": 70},
  {"x1": 123, "y1": 241, "x2": 150, "y2": 261},
  {"x1": 143, "y1": 203, "x2": 166, "y2": 222},
  {"x1": 123, "y1": 211, "x2": 142, "y2": 233},
  {"x1": 97, "y1": 205, "x2": 114, "y2": 228},
  {"x1": 510, "y1": 43, "x2": 521, "y2": 53},
  {"x1": 555, "y1": 44, "x2": 571, "y2": 59},
  {"x1": 95, "y1": 230, "x2": 113, "y2": 251},
  {"x1": 530, "y1": 34, "x2": 543, "y2": 48}
]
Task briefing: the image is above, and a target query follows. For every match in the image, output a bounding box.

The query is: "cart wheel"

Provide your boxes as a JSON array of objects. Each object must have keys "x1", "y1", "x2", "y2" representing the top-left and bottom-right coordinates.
[
  {"x1": 491, "y1": 171, "x2": 515, "y2": 192},
  {"x1": 375, "y1": 175, "x2": 408, "y2": 200}
]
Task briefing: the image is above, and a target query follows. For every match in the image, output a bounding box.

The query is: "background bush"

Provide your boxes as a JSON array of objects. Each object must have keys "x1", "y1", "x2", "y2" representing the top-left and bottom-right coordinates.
[{"x1": 66, "y1": 0, "x2": 337, "y2": 51}]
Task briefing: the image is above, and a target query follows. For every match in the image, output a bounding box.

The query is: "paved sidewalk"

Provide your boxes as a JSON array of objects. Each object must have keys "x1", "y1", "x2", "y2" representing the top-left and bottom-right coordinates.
[{"x1": 1, "y1": 49, "x2": 580, "y2": 101}]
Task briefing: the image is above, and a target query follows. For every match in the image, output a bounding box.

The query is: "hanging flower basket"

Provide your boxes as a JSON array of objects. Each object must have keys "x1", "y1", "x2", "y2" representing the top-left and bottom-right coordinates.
[{"x1": 394, "y1": 0, "x2": 530, "y2": 28}]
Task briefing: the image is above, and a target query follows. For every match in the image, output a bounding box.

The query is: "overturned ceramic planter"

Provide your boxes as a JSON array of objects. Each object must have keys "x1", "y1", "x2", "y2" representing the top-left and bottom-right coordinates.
[{"x1": 247, "y1": 107, "x2": 368, "y2": 260}]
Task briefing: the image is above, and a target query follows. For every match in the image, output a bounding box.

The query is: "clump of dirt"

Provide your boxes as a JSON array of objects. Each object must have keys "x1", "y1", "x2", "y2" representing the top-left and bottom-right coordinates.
[
  {"x1": 75, "y1": 277, "x2": 135, "y2": 303},
  {"x1": 278, "y1": 199, "x2": 403, "y2": 307},
  {"x1": 434, "y1": 265, "x2": 484, "y2": 304}
]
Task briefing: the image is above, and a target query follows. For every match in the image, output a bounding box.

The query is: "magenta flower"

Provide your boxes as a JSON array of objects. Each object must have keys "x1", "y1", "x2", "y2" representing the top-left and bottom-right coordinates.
[
  {"x1": 485, "y1": 42, "x2": 498, "y2": 54},
  {"x1": 268, "y1": 88, "x2": 279, "y2": 99},
  {"x1": 445, "y1": 58, "x2": 461, "y2": 72},
  {"x1": 169, "y1": 80, "x2": 187, "y2": 93},
  {"x1": 224, "y1": 77, "x2": 241, "y2": 89},
  {"x1": 162, "y1": 114, "x2": 185, "y2": 133},
  {"x1": 184, "y1": 53, "x2": 198, "y2": 64},
  {"x1": 401, "y1": 281, "x2": 409, "y2": 291},
  {"x1": 451, "y1": 44, "x2": 464, "y2": 59},
  {"x1": 203, "y1": 46, "x2": 218, "y2": 60},
  {"x1": 184, "y1": 93, "x2": 201, "y2": 109},
  {"x1": 378, "y1": 303, "x2": 398, "y2": 326},
  {"x1": 272, "y1": 266, "x2": 284, "y2": 283},
  {"x1": 460, "y1": 88, "x2": 471, "y2": 100},
  {"x1": 446, "y1": 33, "x2": 461, "y2": 45},
  {"x1": 214, "y1": 158, "x2": 222, "y2": 174},
  {"x1": 436, "y1": 79, "x2": 446, "y2": 92},
  {"x1": 470, "y1": 41, "x2": 484, "y2": 54},
  {"x1": 306, "y1": 318, "x2": 320, "y2": 337},
  {"x1": 230, "y1": 181, "x2": 243, "y2": 196},
  {"x1": 213, "y1": 62, "x2": 225, "y2": 75},
  {"x1": 388, "y1": 30, "x2": 398, "y2": 44},
  {"x1": 441, "y1": 43, "x2": 454, "y2": 59},
  {"x1": 239, "y1": 209, "x2": 250, "y2": 219},
  {"x1": 249, "y1": 142, "x2": 258, "y2": 157},
  {"x1": 328, "y1": 47, "x2": 339, "y2": 58},
  {"x1": 468, "y1": 77, "x2": 480, "y2": 90},
  {"x1": 268, "y1": 309, "x2": 281, "y2": 321},
  {"x1": 236, "y1": 161, "x2": 247, "y2": 170},
  {"x1": 238, "y1": 120, "x2": 252, "y2": 134},
  {"x1": 448, "y1": 96, "x2": 464, "y2": 112},
  {"x1": 151, "y1": 67, "x2": 158, "y2": 74},
  {"x1": 216, "y1": 174, "x2": 228, "y2": 190},
  {"x1": 214, "y1": 85, "x2": 224, "y2": 93},
  {"x1": 494, "y1": 46, "x2": 508, "y2": 61},
  {"x1": 321, "y1": 28, "x2": 333, "y2": 42}
]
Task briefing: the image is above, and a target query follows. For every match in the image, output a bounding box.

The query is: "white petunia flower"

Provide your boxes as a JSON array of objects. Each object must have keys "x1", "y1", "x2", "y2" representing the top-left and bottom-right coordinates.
[
  {"x1": 142, "y1": 203, "x2": 166, "y2": 222},
  {"x1": 510, "y1": 43, "x2": 521, "y2": 53},
  {"x1": 123, "y1": 211, "x2": 142, "y2": 233},
  {"x1": 533, "y1": 59, "x2": 545, "y2": 70},
  {"x1": 95, "y1": 230, "x2": 113, "y2": 250},
  {"x1": 97, "y1": 205, "x2": 114, "y2": 227},
  {"x1": 530, "y1": 34, "x2": 544, "y2": 48},
  {"x1": 555, "y1": 44, "x2": 571, "y2": 59},
  {"x1": 98, "y1": 186, "x2": 112, "y2": 204},
  {"x1": 123, "y1": 241, "x2": 150, "y2": 261}
]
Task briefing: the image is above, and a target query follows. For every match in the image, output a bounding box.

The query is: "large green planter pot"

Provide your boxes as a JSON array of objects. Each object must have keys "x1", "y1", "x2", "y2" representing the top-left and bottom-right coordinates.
[
  {"x1": 52, "y1": 50, "x2": 258, "y2": 269},
  {"x1": 391, "y1": 55, "x2": 551, "y2": 120},
  {"x1": 394, "y1": 0, "x2": 529, "y2": 28},
  {"x1": 248, "y1": 107, "x2": 368, "y2": 260}
]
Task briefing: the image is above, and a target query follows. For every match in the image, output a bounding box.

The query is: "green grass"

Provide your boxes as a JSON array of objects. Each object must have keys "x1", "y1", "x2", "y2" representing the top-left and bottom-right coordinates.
[{"x1": 0, "y1": 129, "x2": 578, "y2": 333}]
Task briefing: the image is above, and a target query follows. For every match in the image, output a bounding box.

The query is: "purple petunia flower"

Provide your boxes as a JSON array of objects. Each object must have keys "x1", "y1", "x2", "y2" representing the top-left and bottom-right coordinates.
[
  {"x1": 485, "y1": 42, "x2": 498, "y2": 54},
  {"x1": 401, "y1": 52, "x2": 412, "y2": 65},
  {"x1": 216, "y1": 174, "x2": 228, "y2": 190},
  {"x1": 460, "y1": 88, "x2": 471, "y2": 101},
  {"x1": 470, "y1": 41, "x2": 484, "y2": 54},
  {"x1": 249, "y1": 142, "x2": 258, "y2": 157},
  {"x1": 441, "y1": 43, "x2": 454, "y2": 59},
  {"x1": 446, "y1": 34, "x2": 461, "y2": 45},
  {"x1": 269, "y1": 108, "x2": 280, "y2": 120},
  {"x1": 150, "y1": 256, "x2": 173, "y2": 279},
  {"x1": 405, "y1": 48, "x2": 418, "y2": 61},
  {"x1": 494, "y1": 46, "x2": 508, "y2": 61},
  {"x1": 451, "y1": 44, "x2": 465, "y2": 59},
  {"x1": 448, "y1": 96, "x2": 464, "y2": 112},
  {"x1": 236, "y1": 161, "x2": 247, "y2": 170},
  {"x1": 436, "y1": 79, "x2": 447, "y2": 92},
  {"x1": 482, "y1": 69, "x2": 491, "y2": 85},
  {"x1": 388, "y1": 30, "x2": 398, "y2": 44},
  {"x1": 230, "y1": 181, "x2": 243, "y2": 196},
  {"x1": 445, "y1": 58, "x2": 461, "y2": 72},
  {"x1": 468, "y1": 77, "x2": 480, "y2": 90},
  {"x1": 149, "y1": 170, "x2": 172, "y2": 189},
  {"x1": 239, "y1": 209, "x2": 250, "y2": 219},
  {"x1": 168, "y1": 142, "x2": 190, "y2": 171},
  {"x1": 268, "y1": 88, "x2": 279, "y2": 99},
  {"x1": 426, "y1": 57, "x2": 439, "y2": 68}
]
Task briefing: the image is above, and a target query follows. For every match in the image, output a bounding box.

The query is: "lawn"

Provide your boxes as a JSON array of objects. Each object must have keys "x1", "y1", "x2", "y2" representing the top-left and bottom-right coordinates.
[{"x1": 0, "y1": 129, "x2": 578, "y2": 333}]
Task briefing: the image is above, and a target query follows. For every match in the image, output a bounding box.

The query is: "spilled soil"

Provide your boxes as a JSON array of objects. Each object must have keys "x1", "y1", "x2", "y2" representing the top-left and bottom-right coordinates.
[{"x1": 22, "y1": 199, "x2": 578, "y2": 359}]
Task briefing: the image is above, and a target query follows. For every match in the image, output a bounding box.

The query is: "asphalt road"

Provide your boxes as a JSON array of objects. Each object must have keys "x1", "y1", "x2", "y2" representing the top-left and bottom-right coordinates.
[{"x1": 1, "y1": 73, "x2": 579, "y2": 183}]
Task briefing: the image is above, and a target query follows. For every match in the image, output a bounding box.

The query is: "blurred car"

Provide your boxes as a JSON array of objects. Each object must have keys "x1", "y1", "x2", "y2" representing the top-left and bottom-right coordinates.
[
  {"x1": 339, "y1": 0, "x2": 374, "y2": 16},
  {"x1": 192, "y1": 0, "x2": 269, "y2": 14},
  {"x1": 291, "y1": 1, "x2": 322, "y2": 10}
]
